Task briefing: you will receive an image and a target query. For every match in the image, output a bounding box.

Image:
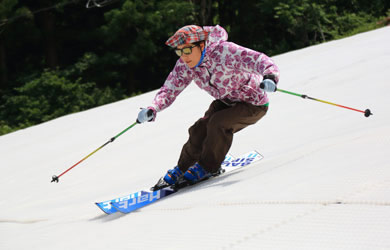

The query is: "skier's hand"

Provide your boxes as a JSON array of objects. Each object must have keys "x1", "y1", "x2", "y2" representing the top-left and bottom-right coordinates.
[
  {"x1": 260, "y1": 79, "x2": 277, "y2": 92},
  {"x1": 137, "y1": 108, "x2": 154, "y2": 123}
]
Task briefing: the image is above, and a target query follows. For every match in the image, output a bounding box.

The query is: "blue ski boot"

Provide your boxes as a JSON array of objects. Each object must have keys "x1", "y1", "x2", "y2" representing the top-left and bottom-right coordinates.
[
  {"x1": 163, "y1": 166, "x2": 184, "y2": 185},
  {"x1": 183, "y1": 163, "x2": 211, "y2": 183}
]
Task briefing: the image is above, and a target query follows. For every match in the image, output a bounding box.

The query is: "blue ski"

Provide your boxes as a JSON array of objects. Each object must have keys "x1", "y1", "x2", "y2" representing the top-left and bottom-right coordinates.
[
  {"x1": 95, "y1": 153, "x2": 233, "y2": 214},
  {"x1": 97, "y1": 150, "x2": 262, "y2": 214},
  {"x1": 111, "y1": 188, "x2": 175, "y2": 213},
  {"x1": 95, "y1": 191, "x2": 149, "y2": 214}
]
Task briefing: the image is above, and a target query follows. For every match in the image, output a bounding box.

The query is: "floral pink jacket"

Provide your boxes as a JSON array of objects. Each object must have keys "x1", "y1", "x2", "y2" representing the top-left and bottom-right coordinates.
[{"x1": 150, "y1": 25, "x2": 280, "y2": 116}]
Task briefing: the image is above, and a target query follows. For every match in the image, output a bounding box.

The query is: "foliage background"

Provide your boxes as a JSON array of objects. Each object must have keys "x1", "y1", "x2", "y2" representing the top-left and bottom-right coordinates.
[{"x1": 0, "y1": 0, "x2": 389, "y2": 135}]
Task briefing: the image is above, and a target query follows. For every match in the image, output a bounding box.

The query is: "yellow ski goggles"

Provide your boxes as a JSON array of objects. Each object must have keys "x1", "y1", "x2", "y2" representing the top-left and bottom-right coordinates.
[{"x1": 174, "y1": 45, "x2": 197, "y2": 57}]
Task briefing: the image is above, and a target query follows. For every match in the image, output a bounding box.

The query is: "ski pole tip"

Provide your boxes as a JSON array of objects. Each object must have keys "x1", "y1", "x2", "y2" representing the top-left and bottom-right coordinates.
[
  {"x1": 364, "y1": 109, "x2": 373, "y2": 117},
  {"x1": 51, "y1": 175, "x2": 59, "y2": 183}
]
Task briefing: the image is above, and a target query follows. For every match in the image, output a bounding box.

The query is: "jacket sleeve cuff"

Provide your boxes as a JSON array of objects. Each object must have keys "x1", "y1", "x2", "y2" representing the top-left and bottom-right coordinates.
[
  {"x1": 263, "y1": 74, "x2": 278, "y2": 84},
  {"x1": 147, "y1": 106, "x2": 158, "y2": 122}
]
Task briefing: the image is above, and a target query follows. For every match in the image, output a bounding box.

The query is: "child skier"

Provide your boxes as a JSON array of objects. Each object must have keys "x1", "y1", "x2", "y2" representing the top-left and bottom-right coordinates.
[{"x1": 136, "y1": 25, "x2": 280, "y2": 187}]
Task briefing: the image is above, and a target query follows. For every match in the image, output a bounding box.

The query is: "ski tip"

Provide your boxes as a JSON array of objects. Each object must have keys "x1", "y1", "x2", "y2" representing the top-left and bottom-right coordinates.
[{"x1": 95, "y1": 202, "x2": 118, "y2": 215}]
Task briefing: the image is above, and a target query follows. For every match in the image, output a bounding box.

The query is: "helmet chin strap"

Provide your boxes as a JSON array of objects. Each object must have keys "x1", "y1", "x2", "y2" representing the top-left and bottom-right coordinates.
[{"x1": 194, "y1": 47, "x2": 206, "y2": 68}]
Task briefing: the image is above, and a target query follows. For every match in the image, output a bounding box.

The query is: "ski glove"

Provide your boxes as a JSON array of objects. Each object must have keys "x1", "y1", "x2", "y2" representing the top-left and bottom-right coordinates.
[
  {"x1": 137, "y1": 108, "x2": 154, "y2": 123},
  {"x1": 260, "y1": 79, "x2": 277, "y2": 92}
]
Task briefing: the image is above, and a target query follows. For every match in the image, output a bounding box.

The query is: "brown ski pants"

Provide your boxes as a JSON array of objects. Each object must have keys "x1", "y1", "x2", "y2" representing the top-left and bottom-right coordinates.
[{"x1": 177, "y1": 100, "x2": 268, "y2": 173}]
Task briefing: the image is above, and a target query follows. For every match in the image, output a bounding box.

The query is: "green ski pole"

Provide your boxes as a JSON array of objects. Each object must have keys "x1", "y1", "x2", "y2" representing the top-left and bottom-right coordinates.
[
  {"x1": 51, "y1": 122, "x2": 138, "y2": 183},
  {"x1": 276, "y1": 88, "x2": 372, "y2": 117}
]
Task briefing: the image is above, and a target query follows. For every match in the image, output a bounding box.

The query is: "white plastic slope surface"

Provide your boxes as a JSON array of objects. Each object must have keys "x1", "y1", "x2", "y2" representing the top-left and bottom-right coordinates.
[{"x1": 0, "y1": 27, "x2": 389, "y2": 250}]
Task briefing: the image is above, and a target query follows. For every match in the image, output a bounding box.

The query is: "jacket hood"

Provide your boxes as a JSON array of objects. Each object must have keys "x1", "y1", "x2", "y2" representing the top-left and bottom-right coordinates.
[{"x1": 203, "y1": 25, "x2": 228, "y2": 45}]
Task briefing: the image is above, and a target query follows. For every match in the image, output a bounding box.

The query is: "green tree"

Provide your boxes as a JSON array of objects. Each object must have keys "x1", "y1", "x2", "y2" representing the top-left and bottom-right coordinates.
[
  {"x1": 98, "y1": 0, "x2": 196, "y2": 93},
  {"x1": 0, "y1": 0, "x2": 32, "y2": 89},
  {"x1": 0, "y1": 69, "x2": 127, "y2": 135},
  {"x1": 274, "y1": 0, "x2": 331, "y2": 49}
]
